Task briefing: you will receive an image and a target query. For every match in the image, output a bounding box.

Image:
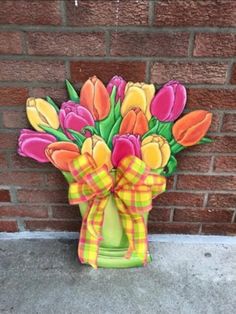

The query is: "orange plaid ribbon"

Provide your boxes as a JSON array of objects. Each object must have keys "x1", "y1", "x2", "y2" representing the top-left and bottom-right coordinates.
[{"x1": 68, "y1": 153, "x2": 166, "y2": 268}]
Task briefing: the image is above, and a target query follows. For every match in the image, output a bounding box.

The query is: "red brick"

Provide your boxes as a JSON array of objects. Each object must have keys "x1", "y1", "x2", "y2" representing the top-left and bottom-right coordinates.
[
  {"x1": 66, "y1": 0, "x2": 149, "y2": 26},
  {"x1": 0, "y1": 189, "x2": 11, "y2": 202},
  {"x1": 0, "y1": 171, "x2": 45, "y2": 186},
  {"x1": 25, "y1": 219, "x2": 81, "y2": 232},
  {"x1": 230, "y1": 64, "x2": 236, "y2": 84},
  {"x1": 0, "y1": 220, "x2": 18, "y2": 232},
  {"x1": 194, "y1": 33, "x2": 236, "y2": 57},
  {"x1": 111, "y1": 32, "x2": 189, "y2": 57},
  {"x1": 207, "y1": 194, "x2": 236, "y2": 208},
  {"x1": 31, "y1": 87, "x2": 67, "y2": 105},
  {"x1": 202, "y1": 223, "x2": 236, "y2": 235},
  {"x1": 190, "y1": 136, "x2": 236, "y2": 153},
  {"x1": 0, "y1": 32, "x2": 22, "y2": 54},
  {"x1": 52, "y1": 205, "x2": 80, "y2": 219},
  {"x1": 0, "y1": 88, "x2": 28, "y2": 106},
  {"x1": 214, "y1": 156, "x2": 236, "y2": 173},
  {"x1": 221, "y1": 114, "x2": 236, "y2": 132},
  {"x1": 148, "y1": 222, "x2": 200, "y2": 234},
  {"x1": 0, "y1": 132, "x2": 18, "y2": 149},
  {"x1": 27, "y1": 32, "x2": 105, "y2": 56},
  {"x1": 151, "y1": 62, "x2": 228, "y2": 84},
  {"x1": 177, "y1": 175, "x2": 236, "y2": 191},
  {"x1": 149, "y1": 208, "x2": 171, "y2": 222},
  {"x1": 0, "y1": 205, "x2": 48, "y2": 218},
  {"x1": 11, "y1": 152, "x2": 53, "y2": 170},
  {"x1": 0, "y1": 152, "x2": 8, "y2": 169},
  {"x1": 0, "y1": 0, "x2": 61, "y2": 25},
  {"x1": 154, "y1": 0, "x2": 236, "y2": 27},
  {"x1": 17, "y1": 189, "x2": 68, "y2": 204},
  {"x1": 2, "y1": 111, "x2": 28, "y2": 129},
  {"x1": 154, "y1": 192, "x2": 204, "y2": 207},
  {"x1": 0, "y1": 61, "x2": 65, "y2": 82},
  {"x1": 177, "y1": 155, "x2": 211, "y2": 173},
  {"x1": 166, "y1": 176, "x2": 175, "y2": 190},
  {"x1": 173, "y1": 208, "x2": 233, "y2": 223},
  {"x1": 209, "y1": 112, "x2": 220, "y2": 132},
  {"x1": 187, "y1": 88, "x2": 236, "y2": 110},
  {"x1": 46, "y1": 172, "x2": 67, "y2": 187},
  {"x1": 70, "y1": 61, "x2": 146, "y2": 84}
]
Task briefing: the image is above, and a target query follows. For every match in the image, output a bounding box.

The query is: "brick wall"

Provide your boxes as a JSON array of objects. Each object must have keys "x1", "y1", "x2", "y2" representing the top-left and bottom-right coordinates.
[{"x1": 0, "y1": 0, "x2": 235, "y2": 235}]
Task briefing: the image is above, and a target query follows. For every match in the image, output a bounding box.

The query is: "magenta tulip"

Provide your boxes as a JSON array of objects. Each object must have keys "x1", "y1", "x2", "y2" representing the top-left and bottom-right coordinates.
[
  {"x1": 18, "y1": 129, "x2": 56, "y2": 163},
  {"x1": 107, "y1": 75, "x2": 126, "y2": 103},
  {"x1": 59, "y1": 101, "x2": 94, "y2": 139},
  {"x1": 150, "y1": 80, "x2": 187, "y2": 122},
  {"x1": 112, "y1": 134, "x2": 141, "y2": 168}
]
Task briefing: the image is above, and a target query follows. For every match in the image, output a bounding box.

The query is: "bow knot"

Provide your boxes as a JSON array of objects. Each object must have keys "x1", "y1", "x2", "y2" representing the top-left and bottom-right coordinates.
[{"x1": 68, "y1": 153, "x2": 166, "y2": 268}]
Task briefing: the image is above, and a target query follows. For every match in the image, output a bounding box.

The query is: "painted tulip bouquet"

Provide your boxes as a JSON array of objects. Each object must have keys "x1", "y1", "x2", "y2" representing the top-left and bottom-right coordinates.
[{"x1": 18, "y1": 75, "x2": 212, "y2": 268}]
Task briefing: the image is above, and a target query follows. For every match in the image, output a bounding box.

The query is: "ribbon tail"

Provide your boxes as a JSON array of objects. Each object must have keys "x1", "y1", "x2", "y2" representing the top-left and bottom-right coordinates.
[
  {"x1": 133, "y1": 215, "x2": 148, "y2": 265},
  {"x1": 78, "y1": 197, "x2": 108, "y2": 269}
]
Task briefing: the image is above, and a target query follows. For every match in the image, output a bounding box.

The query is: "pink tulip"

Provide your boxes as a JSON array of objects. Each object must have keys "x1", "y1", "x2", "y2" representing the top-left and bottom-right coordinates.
[
  {"x1": 59, "y1": 101, "x2": 94, "y2": 139},
  {"x1": 18, "y1": 129, "x2": 56, "y2": 163},
  {"x1": 150, "y1": 80, "x2": 187, "y2": 122},
  {"x1": 112, "y1": 134, "x2": 141, "y2": 168},
  {"x1": 107, "y1": 75, "x2": 126, "y2": 103}
]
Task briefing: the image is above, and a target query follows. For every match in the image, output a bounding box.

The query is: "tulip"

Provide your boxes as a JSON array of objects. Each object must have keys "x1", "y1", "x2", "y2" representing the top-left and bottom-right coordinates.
[
  {"x1": 26, "y1": 97, "x2": 59, "y2": 132},
  {"x1": 141, "y1": 135, "x2": 171, "y2": 169},
  {"x1": 18, "y1": 129, "x2": 56, "y2": 163},
  {"x1": 80, "y1": 76, "x2": 110, "y2": 120},
  {"x1": 59, "y1": 101, "x2": 94, "y2": 140},
  {"x1": 112, "y1": 134, "x2": 141, "y2": 168},
  {"x1": 107, "y1": 75, "x2": 126, "y2": 103},
  {"x1": 150, "y1": 80, "x2": 186, "y2": 122},
  {"x1": 121, "y1": 82, "x2": 155, "y2": 121},
  {"x1": 81, "y1": 135, "x2": 112, "y2": 170},
  {"x1": 119, "y1": 108, "x2": 148, "y2": 136},
  {"x1": 45, "y1": 142, "x2": 80, "y2": 171},
  {"x1": 172, "y1": 110, "x2": 212, "y2": 147}
]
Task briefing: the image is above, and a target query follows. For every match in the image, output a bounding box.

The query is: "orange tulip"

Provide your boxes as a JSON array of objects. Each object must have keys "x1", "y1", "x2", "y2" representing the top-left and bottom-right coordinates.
[
  {"x1": 119, "y1": 108, "x2": 148, "y2": 136},
  {"x1": 80, "y1": 76, "x2": 110, "y2": 120},
  {"x1": 45, "y1": 142, "x2": 80, "y2": 171},
  {"x1": 172, "y1": 110, "x2": 212, "y2": 146}
]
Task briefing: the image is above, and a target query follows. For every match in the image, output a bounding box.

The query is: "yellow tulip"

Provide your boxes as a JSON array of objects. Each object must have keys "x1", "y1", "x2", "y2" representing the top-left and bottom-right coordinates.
[
  {"x1": 121, "y1": 82, "x2": 155, "y2": 121},
  {"x1": 81, "y1": 135, "x2": 112, "y2": 170},
  {"x1": 141, "y1": 135, "x2": 171, "y2": 169},
  {"x1": 26, "y1": 97, "x2": 59, "y2": 132}
]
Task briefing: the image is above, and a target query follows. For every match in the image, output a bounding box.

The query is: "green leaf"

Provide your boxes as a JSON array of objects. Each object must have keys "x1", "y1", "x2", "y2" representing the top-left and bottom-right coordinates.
[
  {"x1": 170, "y1": 142, "x2": 185, "y2": 154},
  {"x1": 67, "y1": 129, "x2": 86, "y2": 147},
  {"x1": 99, "y1": 86, "x2": 116, "y2": 142},
  {"x1": 62, "y1": 171, "x2": 74, "y2": 184},
  {"x1": 158, "y1": 122, "x2": 173, "y2": 141},
  {"x1": 142, "y1": 122, "x2": 159, "y2": 140},
  {"x1": 65, "y1": 80, "x2": 79, "y2": 102},
  {"x1": 160, "y1": 155, "x2": 177, "y2": 177},
  {"x1": 198, "y1": 137, "x2": 213, "y2": 144},
  {"x1": 39, "y1": 125, "x2": 71, "y2": 142},
  {"x1": 114, "y1": 99, "x2": 121, "y2": 120},
  {"x1": 46, "y1": 96, "x2": 59, "y2": 113},
  {"x1": 148, "y1": 117, "x2": 157, "y2": 129},
  {"x1": 107, "y1": 117, "x2": 122, "y2": 149},
  {"x1": 81, "y1": 126, "x2": 99, "y2": 136},
  {"x1": 95, "y1": 121, "x2": 100, "y2": 136}
]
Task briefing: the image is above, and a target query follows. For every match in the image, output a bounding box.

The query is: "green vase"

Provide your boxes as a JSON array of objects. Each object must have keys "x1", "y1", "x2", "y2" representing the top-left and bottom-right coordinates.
[{"x1": 79, "y1": 194, "x2": 151, "y2": 268}]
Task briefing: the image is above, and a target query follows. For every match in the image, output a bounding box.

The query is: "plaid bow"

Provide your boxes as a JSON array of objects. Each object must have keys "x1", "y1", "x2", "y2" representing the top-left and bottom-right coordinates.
[{"x1": 68, "y1": 153, "x2": 166, "y2": 268}]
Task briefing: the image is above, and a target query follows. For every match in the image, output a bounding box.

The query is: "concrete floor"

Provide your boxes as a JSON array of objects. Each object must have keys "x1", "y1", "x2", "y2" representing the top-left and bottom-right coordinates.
[{"x1": 0, "y1": 236, "x2": 236, "y2": 314}]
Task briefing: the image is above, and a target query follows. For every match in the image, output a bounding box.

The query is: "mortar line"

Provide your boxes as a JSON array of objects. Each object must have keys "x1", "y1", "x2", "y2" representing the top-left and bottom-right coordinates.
[
  {"x1": 231, "y1": 210, "x2": 236, "y2": 223},
  {"x1": 60, "y1": 0, "x2": 67, "y2": 26},
  {"x1": 148, "y1": 0, "x2": 155, "y2": 26},
  {"x1": 188, "y1": 32, "x2": 195, "y2": 57},
  {"x1": 225, "y1": 59, "x2": 235, "y2": 85},
  {"x1": 105, "y1": 30, "x2": 111, "y2": 57}
]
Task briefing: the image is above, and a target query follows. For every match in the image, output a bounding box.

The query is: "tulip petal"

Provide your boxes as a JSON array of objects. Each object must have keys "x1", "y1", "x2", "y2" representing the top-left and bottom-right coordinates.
[
  {"x1": 121, "y1": 86, "x2": 147, "y2": 117},
  {"x1": 151, "y1": 86, "x2": 174, "y2": 121},
  {"x1": 81, "y1": 137, "x2": 93, "y2": 155},
  {"x1": 35, "y1": 98, "x2": 59, "y2": 129},
  {"x1": 50, "y1": 150, "x2": 80, "y2": 171},
  {"x1": 80, "y1": 79, "x2": 95, "y2": 115},
  {"x1": 20, "y1": 137, "x2": 52, "y2": 162},
  {"x1": 119, "y1": 110, "x2": 136, "y2": 134},
  {"x1": 133, "y1": 110, "x2": 149, "y2": 135},
  {"x1": 94, "y1": 79, "x2": 110, "y2": 120},
  {"x1": 177, "y1": 113, "x2": 212, "y2": 146},
  {"x1": 26, "y1": 106, "x2": 46, "y2": 132},
  {"x1": 141, "y1": 142, "x2": 162, "y2": 169},
  {"x1": 160, "y1": 142, "x2": 171, "y2": 167},
  {"x1": 112, "y1": 136, "x2": 138, "y2": 168},
  {"x1": 93, "y1": 140, "x2": 112, "y2": 170},
  {"x1": 141, "y1": 84, "x2": 155, "y2": 121},
  {"x1": 169, "y1": 84, "x2": 187, "y2": 120}
]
